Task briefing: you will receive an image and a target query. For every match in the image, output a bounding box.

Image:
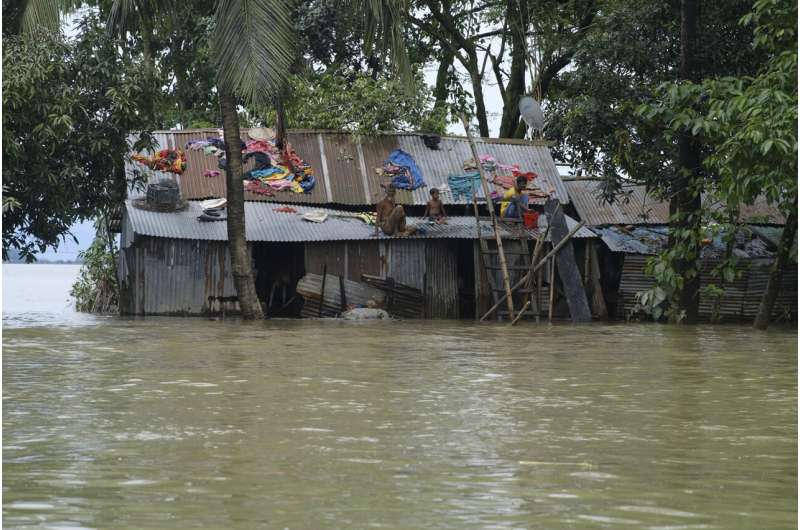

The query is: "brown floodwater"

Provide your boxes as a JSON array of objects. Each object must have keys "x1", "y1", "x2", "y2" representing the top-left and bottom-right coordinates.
[{"x1": 2, "y1": 265, "x2": 798, "y2": 529}]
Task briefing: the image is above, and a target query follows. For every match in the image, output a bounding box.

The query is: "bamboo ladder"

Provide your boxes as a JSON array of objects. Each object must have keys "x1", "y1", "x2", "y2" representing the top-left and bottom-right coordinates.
[{"x1": 460, "y1": 115, "x2": 516, "y2": 321}]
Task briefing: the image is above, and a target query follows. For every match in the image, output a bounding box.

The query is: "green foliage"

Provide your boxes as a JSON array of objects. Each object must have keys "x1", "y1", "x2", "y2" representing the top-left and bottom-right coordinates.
[
  {"x1": 70, "y1": 223, "x2": 118, "y2": 313},
  {"x1": 2, "y1": 15, "x2": 156, "y2": 261},
  {"x1": 633, "y1": 0, "x2": 798, "y2": 317},
  {"x1": 268, "y1": 69, "x2": 446, "y2": 135}
]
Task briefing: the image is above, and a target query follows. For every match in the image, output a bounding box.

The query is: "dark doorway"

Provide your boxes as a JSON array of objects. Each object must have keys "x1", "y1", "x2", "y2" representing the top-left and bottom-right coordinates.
[
  {"x1": 456, "y1": 240, "x2": 476, "y2": 319},
  {"x1": 252, "y1": 242, "x2": 305, "y2": 318}
]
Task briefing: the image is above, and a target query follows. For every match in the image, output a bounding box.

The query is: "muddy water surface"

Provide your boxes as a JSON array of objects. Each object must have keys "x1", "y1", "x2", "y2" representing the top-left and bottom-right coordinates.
[{"x1": 3, "y1": 265, "x2": 797, "y2": 529}]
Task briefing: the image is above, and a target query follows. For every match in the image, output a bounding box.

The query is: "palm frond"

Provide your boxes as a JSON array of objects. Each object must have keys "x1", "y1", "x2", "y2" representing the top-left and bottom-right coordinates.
[
  {"x1": 20, "y1": 0, "x2": 61, "y2": 34},
  {"x1": 107, "y1": 0, "x2": 137, "y2": 36},
  {"x1": 213, "y1": 0, "x2": 296, "y2": 105},
  {"x1": 107, "y1": 0, "x2": 176, "y2": 37},
  {"x1": 354, "y1": 0, "x2": 411, "y2": 85}
]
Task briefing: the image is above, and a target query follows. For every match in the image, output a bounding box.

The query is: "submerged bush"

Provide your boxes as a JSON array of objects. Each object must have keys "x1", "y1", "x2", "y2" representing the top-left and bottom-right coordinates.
[{"x1": 71, "y1": 226, "x2": 118, "y2": 314}]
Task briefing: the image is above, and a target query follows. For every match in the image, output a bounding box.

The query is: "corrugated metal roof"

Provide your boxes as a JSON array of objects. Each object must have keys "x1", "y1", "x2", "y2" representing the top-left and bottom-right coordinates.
[
  {"x1": 126, "y1": 129, "x2": 569, "y2": 206},
  {"x1": 565, "y1": 180, "x2": 786, "y2": 226},
  {"x1": 564, "y1": 181, "x2": 671, "y2": 225},
  {"x1": 124, "y1": 200, "x2": 594, "y2": 245},
  {"x1": 596, "y1": 225, "x2": 776, "y2": 258}
]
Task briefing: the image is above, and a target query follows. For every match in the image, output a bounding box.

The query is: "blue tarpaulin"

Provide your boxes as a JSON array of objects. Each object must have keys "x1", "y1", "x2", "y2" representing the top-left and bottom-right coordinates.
[{"x1": 385, "y1": 149, "x2": 426, "y2": 190}]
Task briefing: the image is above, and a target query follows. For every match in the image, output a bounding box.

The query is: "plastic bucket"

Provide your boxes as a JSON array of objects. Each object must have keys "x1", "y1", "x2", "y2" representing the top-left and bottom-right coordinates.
[{"x1": 523, "y1": 210, "x2": 539, "y2": 228}]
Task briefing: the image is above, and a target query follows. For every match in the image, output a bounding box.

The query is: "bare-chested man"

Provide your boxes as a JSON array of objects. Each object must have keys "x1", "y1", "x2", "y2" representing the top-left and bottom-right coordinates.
[{"x1": 375, "y1": 185, "x2": 416, "y2": 236}]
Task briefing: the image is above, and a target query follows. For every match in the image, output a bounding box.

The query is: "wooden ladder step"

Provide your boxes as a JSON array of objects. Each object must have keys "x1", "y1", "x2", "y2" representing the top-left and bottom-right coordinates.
[
  {"x1": 497, "y1": 309, "x2": 537, "y2": 316},
  {"x1": 481, "y1": 250, "x2": 530, "y2": 256},
  {"x1": 492, "y1": 287, "x2": 535, "y2": 294},
  {"x1": 484, "y1": 265, "x2": 531, "y2": 271}
]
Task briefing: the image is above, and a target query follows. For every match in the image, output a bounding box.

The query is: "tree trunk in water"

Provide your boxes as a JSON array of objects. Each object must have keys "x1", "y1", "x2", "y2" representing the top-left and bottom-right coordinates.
[
  {"x1": 669, "y1": 0, "x2": 702, "y2": 324},
  {"x1": 498, "y1": 0, "x2": 528, "y2": 138},
  {"x1": 218, "y1": 90, "x2": 264, "y2": 319},
  {"x1": 754, "y1": 203, "x2": 797, "y2": 329}
]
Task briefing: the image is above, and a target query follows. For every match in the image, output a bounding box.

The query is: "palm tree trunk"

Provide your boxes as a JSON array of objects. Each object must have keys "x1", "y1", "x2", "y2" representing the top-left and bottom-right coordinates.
[
  {"x1": 218, "y1": 90, "x2": 264, "y2": 319},
  {"x1": 754, "y1": 202, "x2": 797, "y2": 329}
]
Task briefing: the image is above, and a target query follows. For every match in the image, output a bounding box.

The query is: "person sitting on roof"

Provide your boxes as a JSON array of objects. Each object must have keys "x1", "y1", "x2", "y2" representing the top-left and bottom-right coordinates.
[
  {"x1": 423, "y1": 188, "x2": 447, "y2": 224},
  {"x1": 376, "y1": 185, "x2": 417, "y2": 237},
  {"x1": 500, "y1": 175, "x2": 529, "y2": 219}
]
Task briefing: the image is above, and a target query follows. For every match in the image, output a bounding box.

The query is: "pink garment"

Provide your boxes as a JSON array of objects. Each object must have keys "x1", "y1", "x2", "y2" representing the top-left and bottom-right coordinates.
[
  {"x1": 493, "y1": 175, "x2": 517, "y2": 189},
  {"x1": 265, "y1": 179, "x2": 294, "y2": 191},
  {"x1": 244, "y1": 139, "x2": 277, "y2": 154}
]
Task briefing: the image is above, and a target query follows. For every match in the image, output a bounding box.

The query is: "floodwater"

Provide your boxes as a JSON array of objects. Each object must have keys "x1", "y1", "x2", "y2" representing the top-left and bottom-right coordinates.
[{"x1": 3, "y1": 265, "x2": 797, "y2": 529}]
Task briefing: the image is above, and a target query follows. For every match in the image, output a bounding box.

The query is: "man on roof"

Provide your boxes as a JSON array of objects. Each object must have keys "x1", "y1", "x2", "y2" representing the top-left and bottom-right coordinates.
[
  {"x1": 375, "y1": 185, "x2": 417, "y2": 237},
  {"x1": 500, "y1": 175, "x2": 529, "y2": 219}
]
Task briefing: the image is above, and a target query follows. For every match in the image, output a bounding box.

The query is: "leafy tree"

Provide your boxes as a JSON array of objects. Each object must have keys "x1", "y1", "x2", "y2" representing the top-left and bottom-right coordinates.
[
  {"x1": 264, "y1": 69, "x2": 446, "y2": 135},
  {"x1": 642, "y1": 0, "x2": 797, "y2": 328},
  {"x1": 546, "y1": 0, "x2": 766, "y2": 323},
  {"x1": 2, "y1": 14, "x2": 155, "y2": 261}
]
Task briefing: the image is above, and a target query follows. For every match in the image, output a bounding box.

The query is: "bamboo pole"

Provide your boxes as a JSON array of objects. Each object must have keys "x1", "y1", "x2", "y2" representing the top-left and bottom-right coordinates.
[
  {"x1": 511, "y1": 301, "x2": 531, "y2": 326},
  {"x1": 460, "y1": 114, "x2": 515, "y2": 321},
  {"x1": 529, "y1": 222, "x2": 551, "y2": 323},
  {"x1": 479, "y1": 220, "x2": 584, "y2": 321}
]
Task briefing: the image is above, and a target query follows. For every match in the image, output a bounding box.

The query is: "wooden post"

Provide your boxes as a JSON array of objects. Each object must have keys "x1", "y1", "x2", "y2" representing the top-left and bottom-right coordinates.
[
  {"x1": 536, "y1": 266, "x2": 543, "y2": 323},
  {"x1": 526, "y1": 223, "x2": 550, "y2": 319},
  {"x1": 339, "y1": 274, "x2": 347, "y2": 314},
  {"x1": 544, "y1": 199, "x2": 592, "y2": 323},
  {"x1": 548, "y1": 257, "x2": 556, "y2": 323},
  {"x1": 589, "y1": 241, "x2": 608, "y2": 319},
  {"x1": 319, "y1": 264, "x2": 327, "y2": 317},
  {"x1": 460, "y1": 114, "x2": 515, "y2": 320}
]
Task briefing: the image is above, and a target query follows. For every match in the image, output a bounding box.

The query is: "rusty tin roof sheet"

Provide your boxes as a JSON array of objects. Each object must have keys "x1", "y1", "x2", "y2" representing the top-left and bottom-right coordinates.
[
  {"x1": 127, "y1": 129, "x2": 570, "y2": 206},
  {"x1": 565, "y1": 180, "x2": 786, "y2": 226}
]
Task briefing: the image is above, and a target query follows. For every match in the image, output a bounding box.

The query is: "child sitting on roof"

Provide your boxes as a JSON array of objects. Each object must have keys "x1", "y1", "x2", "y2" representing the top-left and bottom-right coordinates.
[{"x1": 423, "y1": 188, "x2": 448, "y2": 224}]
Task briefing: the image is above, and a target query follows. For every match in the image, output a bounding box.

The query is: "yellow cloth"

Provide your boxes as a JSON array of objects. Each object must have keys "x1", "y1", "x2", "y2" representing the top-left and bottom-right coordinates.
[
  {"x1": 500, "y1": 187, "x2": 518, "y2": 217},
  {"x1": 290, "y1": 180, "x2": 304, "y2": 193},
  {"x1": 263, "y1": 165, "x2": 291, "y2": 180}
]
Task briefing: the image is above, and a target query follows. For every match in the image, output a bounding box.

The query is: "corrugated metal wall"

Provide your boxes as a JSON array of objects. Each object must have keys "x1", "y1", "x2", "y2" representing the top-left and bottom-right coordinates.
[
  {"x1": 304, "y1": 241, "x2": 383, "y2": 282},
  {"x1": 618, "y1": 254, "x2": 798, "y2": 321},
  {"x1": 424, "y1": 240, "x2": 460, "y2": 318},
  {"x1": 305, "y1": 239, "x2": 460, "y2": 318},
  {"x1": 121, "y1": 236, "x2": 238, "y2": 316}
]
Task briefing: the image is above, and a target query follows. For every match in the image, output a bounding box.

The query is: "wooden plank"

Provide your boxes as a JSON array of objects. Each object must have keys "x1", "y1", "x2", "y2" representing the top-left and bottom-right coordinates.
[{"x1": 544, "y1": 198, "x2": 592, "y2": 323}]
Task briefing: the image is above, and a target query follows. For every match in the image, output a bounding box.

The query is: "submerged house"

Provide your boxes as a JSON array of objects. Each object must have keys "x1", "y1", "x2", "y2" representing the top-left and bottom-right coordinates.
[
  {"x1": 116, "y1": 129, "x2": 595, "y2": 318},
  {"x1": 564, "y1": 180, "x2": 797, "y2": 321}
]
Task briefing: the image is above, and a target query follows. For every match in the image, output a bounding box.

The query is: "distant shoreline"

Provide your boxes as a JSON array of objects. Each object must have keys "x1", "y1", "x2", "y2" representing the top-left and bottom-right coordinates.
[{"x1": 3, "y1": 261, "x2": 83, "y2": 265}]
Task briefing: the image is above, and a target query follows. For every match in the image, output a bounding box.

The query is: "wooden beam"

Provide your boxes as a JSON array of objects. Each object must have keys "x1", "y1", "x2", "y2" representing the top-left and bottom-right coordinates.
[{"x1": 544, "y1": 199, "x2": 592, "y2": 323}]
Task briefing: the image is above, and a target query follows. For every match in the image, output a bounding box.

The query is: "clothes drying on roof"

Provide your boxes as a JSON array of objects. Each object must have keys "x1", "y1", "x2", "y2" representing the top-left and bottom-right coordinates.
[
  {"x1": 196, "y1": 133, "x2": 317, "y2": 195},
  {"x1": 131, "y1": 149, "x2": 187, "y2": 175},
  {"x1": 302, "y1": 210, "x2": 328, "y2": 223},
  {"x1": 378, "y1": 149, "x2": 426, "y2": 190},
  {"x1": 447, "y1": 171, "x2": 482, "y2": 201}
]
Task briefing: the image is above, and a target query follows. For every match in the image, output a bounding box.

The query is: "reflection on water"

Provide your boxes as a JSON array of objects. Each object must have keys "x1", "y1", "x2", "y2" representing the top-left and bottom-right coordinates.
[{"x1": 3, "y1": 267, "x2": 798, "y2": 529}]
